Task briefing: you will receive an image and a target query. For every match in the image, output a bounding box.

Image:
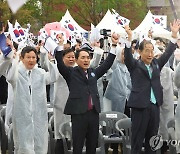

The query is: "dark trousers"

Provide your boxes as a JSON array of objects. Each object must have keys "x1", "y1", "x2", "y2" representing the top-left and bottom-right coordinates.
[
  {"x1": 131, "y1": 103, "x2": 160, "y2": 154},
  {"x1": 71, "y1": 108, "x2": 99, "y2": 154},
  {"x1": 0, "y1": 76, "x2": 8, "y2": 104},
  {"x1": 55, "y1": 139, "x2": 64, "y2": 154}
]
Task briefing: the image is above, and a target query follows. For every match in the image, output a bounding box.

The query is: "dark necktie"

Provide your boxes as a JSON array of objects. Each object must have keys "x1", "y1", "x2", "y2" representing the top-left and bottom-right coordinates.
[
  {"x1": 28, "y1": 71, "x2": 31, "y2": 94},
  {"x1": 85, "y1": 71, "x2": 93, "y2": 110}
]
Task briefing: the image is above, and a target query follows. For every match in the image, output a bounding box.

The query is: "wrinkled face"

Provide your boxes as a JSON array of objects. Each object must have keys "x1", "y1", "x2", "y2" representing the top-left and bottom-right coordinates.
[
  {"x1": 63, "y1": 52, "x2": 75, "y2": 67},
  {"x1": 76, "y1": 51, "x2": 90, "y2": 71},
  {"x1": 139, "y1": 43, "x2": 154, "y2": 65},
  {"x1": 21, "y1": 51, "x2": 37, "y2": 70}
]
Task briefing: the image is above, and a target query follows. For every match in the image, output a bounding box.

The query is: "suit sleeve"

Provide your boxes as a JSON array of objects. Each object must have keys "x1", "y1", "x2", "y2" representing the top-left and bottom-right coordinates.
[
  {"x1": 124, "y1": 46, "x2": 136, "y2": 73},
  {"x1": 95, "y1": 53, "x2": 115, "y2": 79},
  {"x1": 55, "y1": 49, "x2": 71, "y2": 82},
  {"x1": 157, "y1": 41, "x2": 177, "y2": 70}
]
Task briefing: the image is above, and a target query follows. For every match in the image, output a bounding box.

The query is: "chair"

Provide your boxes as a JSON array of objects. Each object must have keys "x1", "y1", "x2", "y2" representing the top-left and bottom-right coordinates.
[
  {"x1": 99, "y1": 111, "x2": 128, "y2": 153},
  {"x1": 0, "y1": 106, "x2": 8, "y2": 154},
  {"x1": 167, "y1": 118, "x2": 176, "y2": 154},
  {"x1": 59, "y1": 121, "x2": 105, "y2": 154},
  {"x1": 48, "y1": 115, "x2": 56, "y2": 154},
  {"x1": 115, "y1": 118, "x2": 131, "y2": 154}
]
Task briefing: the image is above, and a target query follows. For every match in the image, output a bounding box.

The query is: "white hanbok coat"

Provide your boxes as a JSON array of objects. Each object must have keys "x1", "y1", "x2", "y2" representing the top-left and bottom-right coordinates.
[{"x1": 5, "y1": 53, "x2": 57, "y2": 154}]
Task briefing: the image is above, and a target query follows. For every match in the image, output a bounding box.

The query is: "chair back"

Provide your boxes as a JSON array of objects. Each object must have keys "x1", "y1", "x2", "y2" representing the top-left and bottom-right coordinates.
[
  {"x1": 167, "y1": 118, "x2": 177, "y2": 154},
  {"x1": 59, "y1": 121, "x2": 73, "y2": 153},
  {"x1": 115, "y1": 118, "x2": 131, "y2": 145},
  {"x1": 99, "y1": 111, "x2": 128, "y2": 136},
  {"x1": 167, "y1": 118, "x2": 175, "y2": 129},
  {"x1": 48, "y1": 115, "x2": 56, "y2": 154}
]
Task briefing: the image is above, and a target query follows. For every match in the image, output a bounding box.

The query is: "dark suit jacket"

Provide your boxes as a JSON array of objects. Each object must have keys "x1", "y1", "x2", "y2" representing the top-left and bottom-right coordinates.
[
  {"x1": 55, "y1": 50, "x2": 115, "y2": 115},
  {"x1": 124, "y1": 41, "x2": 177, "y2": 109}
]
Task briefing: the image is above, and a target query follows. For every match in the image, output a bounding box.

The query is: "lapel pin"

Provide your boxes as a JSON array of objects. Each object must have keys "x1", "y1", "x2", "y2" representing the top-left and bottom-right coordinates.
[{"x1": 91, "y1": 72, "x2": 95, "y2": 77}]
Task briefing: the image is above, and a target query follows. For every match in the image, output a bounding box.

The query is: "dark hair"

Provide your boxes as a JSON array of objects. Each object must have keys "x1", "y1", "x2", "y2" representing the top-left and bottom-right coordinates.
[
  {"x1": 21, "y1": 46, "x2": 37, "y2": 58},
  {"x1": 75, "y1": 48, "x2": 90, "y2": 59},
  {"x1": 132, "y1": 39, "x2": 138, "y2": 44},
  {"x1": 139, "y1": 40, "x2": 154, "y2": 52},
  {"x1": 62, "y1": 48, "x2": 75, "y2": 57},
  {"x1": 132, "y1": 39, "x2": 139, "y2": 50},
  {"x1": 76, "y1": 39, "x2": 82, "y2": 44},
  {"x1": 13, "y1": 41, "x2": 19, "y2": 50},
  {"x1": 154, "y1": 37, "x2": 163, "y2": 42},
  {"x1": 99, "y1": 38, "x2": 104, "y2": 49}
]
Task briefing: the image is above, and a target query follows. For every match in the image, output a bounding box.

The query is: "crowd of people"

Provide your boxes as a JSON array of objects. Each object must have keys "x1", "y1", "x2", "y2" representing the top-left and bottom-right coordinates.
[{"x1": 0, "y1": 19, "x2": 180, "y2": 154}]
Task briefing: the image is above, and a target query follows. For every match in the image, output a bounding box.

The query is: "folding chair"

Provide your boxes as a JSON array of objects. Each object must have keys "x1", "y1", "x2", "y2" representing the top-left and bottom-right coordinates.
[
  {"x1": 115, "y1": 118, "x2": 131, "y2": 154},
  {"x1": 167, "y1": 118, "x2": 176, "y2": 154},
  {"x1": 99, "y1": 111, "x2": 128, "y2": 153},
  {"x1": 48, "y1": 115, "x2": 56, "y2": 154},
  {"x1": 0, "y1": 106, "x2": 8, "y2": 154}
]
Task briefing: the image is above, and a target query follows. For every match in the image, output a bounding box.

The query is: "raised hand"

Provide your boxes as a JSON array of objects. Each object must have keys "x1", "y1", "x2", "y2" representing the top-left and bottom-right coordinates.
[
  {"x1": 124, "y1": 25, "x2": 132, "y2": 41},
  {"x1": 57, "y1": 33, "x2": 64, "y2": 45},
  {"x1": 170, "y1": 19, "x2": 180, "y2": 38},
  {"x1": 111, "y1": 32, "x2": 120, "y2": 45}
]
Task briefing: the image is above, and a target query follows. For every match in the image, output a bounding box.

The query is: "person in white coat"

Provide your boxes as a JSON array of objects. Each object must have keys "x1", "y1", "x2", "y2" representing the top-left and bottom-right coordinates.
[{"x1": 4, "y1": 46, "x2": 57, "y2": 154}]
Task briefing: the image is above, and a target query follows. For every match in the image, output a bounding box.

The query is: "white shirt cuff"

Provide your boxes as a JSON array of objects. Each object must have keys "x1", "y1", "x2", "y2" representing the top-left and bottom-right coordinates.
[
  {"x1": 125, "y1": 40, "x2": 132, "y2": 48},
  {"x1": 171, "y1": 37, "x2": 178, "y2": 44},
  {"x1": 109, "y1": 47, "x2": 116, "y2": 55}
]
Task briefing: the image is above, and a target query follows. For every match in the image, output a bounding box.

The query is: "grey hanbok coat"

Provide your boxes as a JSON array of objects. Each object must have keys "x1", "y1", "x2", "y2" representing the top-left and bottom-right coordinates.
[
  {"x1": 174, "y1": 62, "x2": 180, "y2": 153},
  {"x1": 104, "y1": 62, "x2": 132, "y2": 113}
]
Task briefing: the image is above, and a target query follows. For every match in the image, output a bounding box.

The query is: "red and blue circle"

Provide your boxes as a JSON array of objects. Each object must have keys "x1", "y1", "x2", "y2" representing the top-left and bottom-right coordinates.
[
  {"x1": 68, "y1": 24, "x2": 74, "y2": 31},
  {"x1": 154, "y1": 18, "x2": 160, "y2": 24}
]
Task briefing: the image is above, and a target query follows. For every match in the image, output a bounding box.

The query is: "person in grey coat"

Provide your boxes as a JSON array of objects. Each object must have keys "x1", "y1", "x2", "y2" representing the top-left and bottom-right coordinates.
[
  {"x1": 104, "y1": 46, "x2": 132, "y2": 115},
  {"x1": 174, "y1": 62, "x2": 180, "y2": 153}
]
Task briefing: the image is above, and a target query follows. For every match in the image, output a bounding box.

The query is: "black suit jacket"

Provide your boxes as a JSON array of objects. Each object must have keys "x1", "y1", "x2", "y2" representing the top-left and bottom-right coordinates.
[
  {"x1": 55, "y1": 50, "x2": 116, "y2": 115},
  {"x1": 124, "y1": 41, "x2": 177, "y2": 109}
]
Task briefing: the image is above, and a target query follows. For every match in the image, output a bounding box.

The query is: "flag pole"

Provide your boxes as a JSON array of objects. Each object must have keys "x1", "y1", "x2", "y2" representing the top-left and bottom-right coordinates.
[{"x1": 169, "y1": 0, "x2": 178, "y2": 19}]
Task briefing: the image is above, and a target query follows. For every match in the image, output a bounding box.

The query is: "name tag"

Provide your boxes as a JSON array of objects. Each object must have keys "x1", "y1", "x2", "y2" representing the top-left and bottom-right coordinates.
[{"x1": 106, "y1": 114, "x2": 117, "y2": 118}]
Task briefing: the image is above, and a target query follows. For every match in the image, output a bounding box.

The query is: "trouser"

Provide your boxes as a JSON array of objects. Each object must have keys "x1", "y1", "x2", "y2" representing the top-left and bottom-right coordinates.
[
  {"x1": 71, "y1": 108, "x2": 99, "y2": 154},
  {"x1": 131, "y1": 103, "x2": 160, "y2": 154},
  {"x1": 55, "y1": 139, "x2": 64, "y2": 154}
]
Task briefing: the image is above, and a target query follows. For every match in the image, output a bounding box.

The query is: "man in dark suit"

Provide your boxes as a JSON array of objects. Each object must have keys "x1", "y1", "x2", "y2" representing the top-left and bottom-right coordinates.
[
  {"x1": 124, "y1": 20, "x2": 180, "y2": 154},
  {"x1": 55, "y1": 33, "x2": 119, "y2": 154}
]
